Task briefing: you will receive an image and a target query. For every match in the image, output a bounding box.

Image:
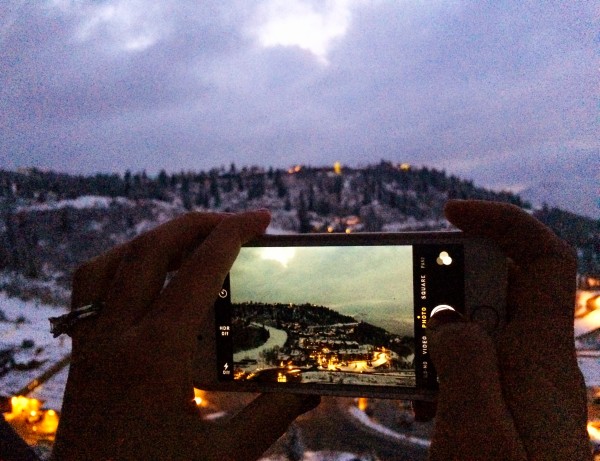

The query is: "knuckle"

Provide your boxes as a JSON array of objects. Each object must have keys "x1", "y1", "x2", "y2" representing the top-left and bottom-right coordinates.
[
  {"x1": 72, "y1": 261, "x2": 95, "y2": 288},
  {"x1": 123, "y1": 235, "x2": 155, "y2": 262}
]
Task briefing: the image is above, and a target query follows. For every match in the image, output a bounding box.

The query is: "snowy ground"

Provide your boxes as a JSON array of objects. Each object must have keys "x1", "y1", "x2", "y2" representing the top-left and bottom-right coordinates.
[
  {"x1": 0, "y1": 292, "x2": 70, "y2": 402},
  {"x1": 0, "y1": 288, "x2": 598, "y2": 461},
  {"x1": 574, "y1": 297, "x2": 600, "y2": 387},
  {"x1": 234, "y1": 325, "x2": 288, "y2": 363},
  {"x1": 302, "y1": 370, "x2": 416, "y2": 387},
  {"x1": 18, "y1": 195, "x2": 131, "y2": 213},
  {"x1": 260, "y1": 451, "x2": 381, "y2": 461},
  {"x1": 0, "y1": 289, "x2": 599, "y2": 411},
  {"x1": 27, "y1": 366, "x2": 70, "y2": 411},
  {"x1": 576, "y1": 309, "x2": 600, "y2": 337}
]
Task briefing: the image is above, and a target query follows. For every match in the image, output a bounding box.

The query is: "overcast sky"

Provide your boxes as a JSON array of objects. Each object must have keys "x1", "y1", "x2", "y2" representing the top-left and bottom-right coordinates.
[
  {"x1": 1, "y1": 1, "x2": 597, "y2": 215},
  {"x1": 231, "y1": 245, "x2": 414, "y2": 336}
]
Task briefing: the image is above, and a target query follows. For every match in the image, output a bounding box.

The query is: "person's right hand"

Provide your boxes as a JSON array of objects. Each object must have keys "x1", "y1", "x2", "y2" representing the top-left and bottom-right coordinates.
[{"x1": 427, "y1": 200, "x2": 591, "y2": 460}]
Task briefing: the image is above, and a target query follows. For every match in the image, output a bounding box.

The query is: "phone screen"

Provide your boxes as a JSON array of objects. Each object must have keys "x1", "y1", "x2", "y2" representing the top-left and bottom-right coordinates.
[{"x1": 214, "y1": 242, "x2": 464, "y2": 392}]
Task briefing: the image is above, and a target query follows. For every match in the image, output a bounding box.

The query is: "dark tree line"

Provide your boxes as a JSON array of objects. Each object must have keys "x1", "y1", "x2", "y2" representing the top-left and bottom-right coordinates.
[{"x1": 0, "y1": 163, "x2": 597, "y2": 281}]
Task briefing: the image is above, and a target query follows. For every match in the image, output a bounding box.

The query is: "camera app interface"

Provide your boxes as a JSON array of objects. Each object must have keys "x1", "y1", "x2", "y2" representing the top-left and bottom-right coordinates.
[{"x1": 215, "y1": 243, "x2": 463, "y2": 390}]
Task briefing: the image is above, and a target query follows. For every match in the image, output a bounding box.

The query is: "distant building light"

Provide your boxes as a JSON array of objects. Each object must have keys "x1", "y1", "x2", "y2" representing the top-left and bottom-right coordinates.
[
  {"x1": 4, "y1": 396, "x2": 59, "y2": 440},
  {"x1": 345, "y1": 228, "x2": 352, "y2": 234},
  {"x1": 288, "y1": 165, "x2": 303, "y2": 174},
  {"x1": 399, "y1": 163, "x2": 411, "y2": 171},
  {"x1": 345, "y1": 216, "x2": 360, "y2": 226},
  {"x1": 588, "y1": 422, "x2": 600, "y2": 442},
  {"x1": 193, "y1": 388, "x2": 207, "y2": 407},
  {"x1": 334, "y1": 161, "x2": 342, "y2": 175},
  {"x1": 358, "y1": 397, "x2": 368, "y2": 411}
]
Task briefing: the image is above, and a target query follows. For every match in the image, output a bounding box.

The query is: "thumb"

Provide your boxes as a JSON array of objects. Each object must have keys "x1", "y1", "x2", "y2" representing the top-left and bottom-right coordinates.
[
  {"x1": 208, "y1": 393, "x2": 321, "y2": 461},
  {"x1": 428, "y1": 319, "x2": 527, "y2": 461}
]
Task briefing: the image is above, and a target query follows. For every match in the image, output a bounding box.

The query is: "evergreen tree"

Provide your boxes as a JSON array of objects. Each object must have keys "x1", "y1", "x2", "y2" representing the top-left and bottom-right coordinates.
[
  {"x1": 181, "y1": 176, "x2": 193, "y2": 211},
  {"x1": 248, "y1": 174, "x2": 265, "y2": 200},
  {"x1": 0, "y1": 192, "x2": 17, "y2": 269},
  {"x1": 158, "y1": 169, "x2": 168, "y2": 188},
  {"x1": 297, "y1": 192, "x2": 311, "y2": 233},
  {"x1": 124, "y1": 170, "x2": 132, "y2": 197},
  {"x1": 210, "y1": 173, "x2": 221, "y2": 208},
  {"x1": 274, "y1": 170, "x2": 288, "y2": 198}
]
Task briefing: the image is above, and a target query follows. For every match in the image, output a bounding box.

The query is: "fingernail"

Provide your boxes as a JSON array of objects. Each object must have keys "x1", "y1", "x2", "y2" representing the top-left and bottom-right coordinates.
[
  {"x1": 428, "y1": 306, "x2": 464, "y2": 331},
  {"x1": 244, "y1": 209, "x2": 270, "y2": 227}
]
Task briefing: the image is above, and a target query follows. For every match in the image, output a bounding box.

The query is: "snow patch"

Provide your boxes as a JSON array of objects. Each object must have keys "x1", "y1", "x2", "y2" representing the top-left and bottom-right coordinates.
[
  {"x1": 575, "y1": 309, "x2": 600, "y2": 337},
  {"x1": 18, "y1": 196, "x2": 132, "y2": 212},
  {"x1": 0, "y1": 292, "x2": 70, "y2": 397},
  {"x1": 260, "y1": 451, "x2": 380, "y2": 461},
  {"x1": 347, "y1": 406, "x2": 431, "y2": 448}
]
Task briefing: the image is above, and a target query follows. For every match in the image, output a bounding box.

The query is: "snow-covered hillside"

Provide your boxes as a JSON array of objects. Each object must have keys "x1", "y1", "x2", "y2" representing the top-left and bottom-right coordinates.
[{"x1": 0, "y1": 293, "x2": 69, "y2": 399}]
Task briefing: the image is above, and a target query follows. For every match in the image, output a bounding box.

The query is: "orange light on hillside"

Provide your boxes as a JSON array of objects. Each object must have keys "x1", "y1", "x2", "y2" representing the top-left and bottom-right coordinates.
[
  {"x1": 588, "y1": 422, "x2": 600, "y2": 441},
  {"x1": 4, "y1": 396, "x2": 42, "y2": 422},
  {"x1": 346, "y1": 216, "x2": 360, "y2": 226},
  {"x1": 193, "y1": 388, "x2": 208, "y2": 407},
  {"x1": 36, "y1": 409, "x2": 59, "y2": 435},
  {"x1": 351, "y1": 360, "x2": 368, "y2": 372},
  {"x1": 399, "y1": 163, "x2": 410, "y2": 171},
  {"x1": 577, "y1": 291, "x2": 596, "y2": 308},
  {"x1": 334, "y1": 161, "x2": 342, "y2": 175},
  {"x1": 288, "y1": 165, "x2": 302, "y2": 174},
  {"x1": 357, "y1": 397, "x2": 368, "y2": 411},
  {"x1": 4, "y1": 396, "x2": 59, "y2": 443}
]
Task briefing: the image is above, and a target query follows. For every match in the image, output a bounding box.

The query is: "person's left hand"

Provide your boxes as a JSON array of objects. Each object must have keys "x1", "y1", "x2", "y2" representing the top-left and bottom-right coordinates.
[{"x1": 52, "y1": 210, "x2": 320, "y2": 461}]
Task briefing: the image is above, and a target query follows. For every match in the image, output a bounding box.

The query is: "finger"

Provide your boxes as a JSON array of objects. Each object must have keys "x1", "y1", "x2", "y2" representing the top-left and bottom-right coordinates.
[
  {"x1": 444, "y1": 200, "x2": 574, "y2": 268},
  {"x1": 71, "y1": 213, "x2": 231, "y2": 307},
  {"x1": 499, "y1": 263, "x2": 590, "y2": 461},
  {"x1": 444, "y1": 201, "x2": 590, "y2": 459},
  {"x1": 71, "y1": 213, "x2": 229, "y2": 339},
  {"x1": 428, "y1": 321, "x2": 527, "y2": 461},
  {"x1": 445, "y1": 200, "x2": 576, "y2": 325},
  {"x1": 154, "y1": 210, "x2": 271, "y2": 337},
  {"x1": 496, "y1": 325, "x2": 591, "y2": 460},
  {"x1": 214, "y1": 394, "x2": 321, "y2": 461}
]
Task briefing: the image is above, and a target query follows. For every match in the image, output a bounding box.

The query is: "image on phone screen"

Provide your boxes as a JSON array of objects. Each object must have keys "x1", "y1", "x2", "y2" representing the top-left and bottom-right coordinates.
[{"x1": 214, "y1": 241, "x2": 464, "y2": 393}]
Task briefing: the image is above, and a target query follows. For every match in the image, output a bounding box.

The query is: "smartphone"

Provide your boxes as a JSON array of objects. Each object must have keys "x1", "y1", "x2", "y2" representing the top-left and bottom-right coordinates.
[{"x1": 193, "y1": 232, "x2": 506, "y2": 400}]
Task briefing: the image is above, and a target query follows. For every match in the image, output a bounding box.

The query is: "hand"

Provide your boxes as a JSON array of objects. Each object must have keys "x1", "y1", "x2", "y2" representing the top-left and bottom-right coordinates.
[
  {"x1": 427, "y1": 200, "x2": 591, "y2": 460},
  {"x1": 52, "y1": 211, "x2": 319, "y2": 461}
]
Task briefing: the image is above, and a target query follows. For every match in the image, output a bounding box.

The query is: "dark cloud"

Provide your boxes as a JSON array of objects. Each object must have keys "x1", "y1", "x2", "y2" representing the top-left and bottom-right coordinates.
[{"x1": 1, "y1": 1, "x2": 597, "y2": 215}]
